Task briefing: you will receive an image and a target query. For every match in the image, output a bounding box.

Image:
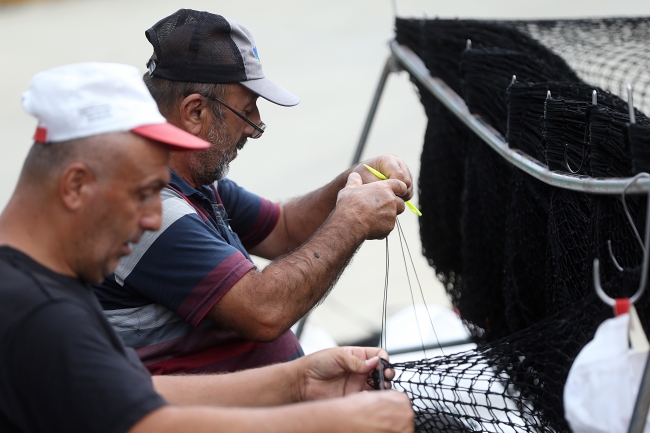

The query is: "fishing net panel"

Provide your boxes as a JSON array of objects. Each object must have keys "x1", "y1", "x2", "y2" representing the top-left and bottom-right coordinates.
[{"x1": 389, "y1": 16, "x2": 650, "y2": 432}]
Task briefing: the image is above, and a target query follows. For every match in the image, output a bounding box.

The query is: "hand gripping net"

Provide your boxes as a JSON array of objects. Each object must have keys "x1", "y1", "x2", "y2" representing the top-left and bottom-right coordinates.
[{"x1": 388, "y1": 17, "x2": 650, "y2": 432}]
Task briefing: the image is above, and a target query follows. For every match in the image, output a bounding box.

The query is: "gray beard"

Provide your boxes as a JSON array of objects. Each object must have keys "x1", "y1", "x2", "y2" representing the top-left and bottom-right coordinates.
[{"x1": 191, "y1": 121, "x2": 250, "y2": 186}]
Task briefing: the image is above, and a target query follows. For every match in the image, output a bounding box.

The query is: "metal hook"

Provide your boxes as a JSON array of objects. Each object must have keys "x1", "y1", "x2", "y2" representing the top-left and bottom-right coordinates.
[
  {"x1": 511, "y1": 75, "x2": 517, "y2": 85},
  {"x1": 564, "y1": 143, "x2": 587, "y2": 174},
  {"x1": 594, "y1": 173, "x2": 650, "y2": 306},
  {"x1": 564, "y1": 92, "x2": 594, "y2": 174},
  {"x1": 608, "y1": 240, "x2": 625, "y2": 272},
  {"x1": 628, "y1": 84, "x2": 636, "y2": 125},
  {"x1": 621, "y1": 174, "x2": 647, "y2": 253},
  {"x1": 547, "y1": 90, "x2": 552, "y2": 100},
  {"x1": 466, "y1": 39, "x2": 472, "y2": 50}
]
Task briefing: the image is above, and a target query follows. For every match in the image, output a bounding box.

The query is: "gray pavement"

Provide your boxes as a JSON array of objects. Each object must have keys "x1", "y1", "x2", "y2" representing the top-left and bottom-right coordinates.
[{"x1": 2, "y1": 0, "x2": 650, "y2": 344}]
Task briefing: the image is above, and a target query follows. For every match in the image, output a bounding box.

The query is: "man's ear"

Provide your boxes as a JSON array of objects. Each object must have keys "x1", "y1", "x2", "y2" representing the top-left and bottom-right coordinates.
[
  {"x1": 179, "y1": 94, "x2": 211, "y2": 137},
  {"x1": 59, "y1": 162, "x2": 96, "y2": 211}
]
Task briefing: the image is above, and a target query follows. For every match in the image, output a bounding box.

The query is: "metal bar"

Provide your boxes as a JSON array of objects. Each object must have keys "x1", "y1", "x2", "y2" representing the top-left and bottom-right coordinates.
[
  {"x1": 387, "y1": 338, "x2": 473, "y2": 356},
  {"x1": 629, "y1": 352, "x2": 650, "y2": 433},
  {"x1": 351, "y1": 56, "x2": 395, "y2": 166},
  {"x1": 388, "y1": 40, "x2": 650, "y2": 195}
]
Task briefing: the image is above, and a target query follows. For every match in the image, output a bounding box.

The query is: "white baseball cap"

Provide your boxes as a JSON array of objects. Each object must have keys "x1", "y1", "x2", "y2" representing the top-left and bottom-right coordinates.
[{"x1": 22, "y1": 62, "x2": 210, "y2": 150}]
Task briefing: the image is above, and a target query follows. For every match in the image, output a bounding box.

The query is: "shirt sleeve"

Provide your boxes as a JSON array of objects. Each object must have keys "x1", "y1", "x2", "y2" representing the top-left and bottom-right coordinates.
[
  {"x1": 117, "y1": 191, "x2": 256, "y2": 327},
  {"x1": 217, "y1": 178, "x2": 280, "y2": 250},
  {"x1": 3, "y1": 301, "x2": 166, "y2": 433}
]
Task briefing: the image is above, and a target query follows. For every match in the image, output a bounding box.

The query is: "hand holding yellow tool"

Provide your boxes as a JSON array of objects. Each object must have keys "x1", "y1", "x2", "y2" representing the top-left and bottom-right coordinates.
[{"x1": 363, "y1": 164, "x2": 422, "y2": 217}]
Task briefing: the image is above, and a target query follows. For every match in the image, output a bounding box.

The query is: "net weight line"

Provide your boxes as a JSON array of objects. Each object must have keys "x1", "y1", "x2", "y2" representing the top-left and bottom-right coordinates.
[{"x1": 353, "y1": 39, "x2": 650, "y2": 432}]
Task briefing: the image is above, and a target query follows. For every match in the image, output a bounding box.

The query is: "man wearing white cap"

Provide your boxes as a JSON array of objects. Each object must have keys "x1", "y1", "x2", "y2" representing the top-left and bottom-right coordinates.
[
  {"x1": 94, "y1": 9, "x2": 413, "y2": 375},
  {"x1": 0, "y1": 62, "x2": 414, "y2": 433}
]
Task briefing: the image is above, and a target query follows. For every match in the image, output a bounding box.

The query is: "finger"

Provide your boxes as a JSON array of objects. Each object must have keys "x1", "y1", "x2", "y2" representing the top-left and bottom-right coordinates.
[
  {"x1": 340, "y1": 350, "x2": 375, "y2": 375},
  {"x1": 364, "y1": 155, "x2": 400, "y2": 176},
  {"x1": 385, "y1": 179, "x2": 408, "y2": 197},
  {"x1": 376, "y1": 156, "x2": 413, "y2": 189},
  {"x1": 363, "y1": 356, "x2": 379, "y2": 370},
  {"x1": 375, "y1": 348, "x2": 389, "y2": 361},
  {"x1": 345, "y1": 171, "x2": 363, "y2": 188},
  {"x1": 347, "y1": 346, "x2": 389, "y2": 361},
  {"x1": 396, "y1": 199, "x2": 406, "y2": 215}
]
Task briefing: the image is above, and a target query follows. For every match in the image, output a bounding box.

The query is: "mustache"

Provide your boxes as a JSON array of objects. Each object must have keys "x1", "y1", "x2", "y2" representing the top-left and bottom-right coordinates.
[{"x1": 236, "y1": 137, "x2": 248, "y2": 151}]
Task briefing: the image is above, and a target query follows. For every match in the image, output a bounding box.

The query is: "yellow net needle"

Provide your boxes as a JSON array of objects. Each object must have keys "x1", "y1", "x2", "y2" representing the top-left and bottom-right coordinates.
[{"x1": 363, "y1": 164, "x2": 422, "y2": 216}]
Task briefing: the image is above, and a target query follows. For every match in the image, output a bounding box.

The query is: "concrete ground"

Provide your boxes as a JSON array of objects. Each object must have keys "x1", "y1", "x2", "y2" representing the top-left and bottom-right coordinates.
[{"x1": 1, "y1": 0, "x2": 650, "y2": 345}]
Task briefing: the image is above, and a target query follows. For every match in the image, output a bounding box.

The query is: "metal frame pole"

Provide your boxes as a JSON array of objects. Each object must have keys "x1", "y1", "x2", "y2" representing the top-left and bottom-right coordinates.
[
  {"x1": 351, "y1": 54, "x2": 400, "y2": 166},
  {"x1": 629, "y1": 351, "x2": 650, "y2": 433}
]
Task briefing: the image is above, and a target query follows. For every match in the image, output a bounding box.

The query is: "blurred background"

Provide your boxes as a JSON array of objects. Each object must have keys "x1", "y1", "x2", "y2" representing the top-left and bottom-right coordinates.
[{"x1": 2, "y1": 0, "x2": 650, "y2": 349}]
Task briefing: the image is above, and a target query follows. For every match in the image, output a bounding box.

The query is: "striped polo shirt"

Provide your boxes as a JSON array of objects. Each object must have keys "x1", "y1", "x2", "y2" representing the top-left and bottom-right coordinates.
[{"x1": 93, "y1": 170, "x2": 303, "y2": 375}]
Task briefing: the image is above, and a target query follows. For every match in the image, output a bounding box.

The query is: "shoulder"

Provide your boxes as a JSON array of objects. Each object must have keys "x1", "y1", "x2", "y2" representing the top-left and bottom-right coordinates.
[
  {"x1": 114, "y1": 187, "x2": 203, "y2": 284},
  {"x1": 215, "y1": 178, "x2": 255, "y2": 200},
  {"x1": 0, "y1": 256, "x2": 61, "y2": 331}
]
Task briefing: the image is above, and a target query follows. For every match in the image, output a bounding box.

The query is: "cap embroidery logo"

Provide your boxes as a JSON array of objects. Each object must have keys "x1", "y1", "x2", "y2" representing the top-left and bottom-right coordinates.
[
  {"x1": 252, "y1": 46, "x2": 261, "y2": 63},
  {"x1": 80, "y1": 105, "x2": 112, "y2": 122}
]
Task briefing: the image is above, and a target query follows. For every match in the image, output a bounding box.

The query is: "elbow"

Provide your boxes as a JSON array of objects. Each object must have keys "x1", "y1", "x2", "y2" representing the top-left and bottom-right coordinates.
[
  {"x1": 248, "y1": 328, "x2": 286, "y2": 343},
  {"x1": 245, "y1": 310, "x2": 293, "y2": 343}
]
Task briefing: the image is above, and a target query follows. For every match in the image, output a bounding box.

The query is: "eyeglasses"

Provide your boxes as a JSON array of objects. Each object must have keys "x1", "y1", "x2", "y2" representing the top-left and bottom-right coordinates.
[{"x1": 200, "y1": 93, "x2": 266, "y2": 139}]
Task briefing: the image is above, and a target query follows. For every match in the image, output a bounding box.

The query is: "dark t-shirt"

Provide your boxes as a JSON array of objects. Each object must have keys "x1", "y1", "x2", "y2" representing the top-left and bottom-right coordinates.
[{"x1": 0, "y1": 246, "x2": 167, "y2": 433}]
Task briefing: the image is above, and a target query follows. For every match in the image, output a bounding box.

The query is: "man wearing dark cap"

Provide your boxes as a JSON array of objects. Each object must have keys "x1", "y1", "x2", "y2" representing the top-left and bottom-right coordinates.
[
  {"x1": 94, "y1": 9, "x2": 414, "y2": 375},
  {"x1": 0, "y1": 61, "x2": 415, "y2": 433}
]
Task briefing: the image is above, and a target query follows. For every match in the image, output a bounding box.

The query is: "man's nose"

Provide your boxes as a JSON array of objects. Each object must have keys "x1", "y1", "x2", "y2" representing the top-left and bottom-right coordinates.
[
  {"x1": 140, "y1": 200, "x2": 163, "y2": 232},
  {"x1": 249, "y1": 105, "x2": 262, "y2": 126}
]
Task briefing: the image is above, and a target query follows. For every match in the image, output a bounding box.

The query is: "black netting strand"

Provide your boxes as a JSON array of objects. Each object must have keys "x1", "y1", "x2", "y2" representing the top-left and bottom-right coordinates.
[
  {"x1": 462, "y1": 48, "x2": 578, "y2": 136},
  {"x1": 417, "y1": 84, "x2": 469, "y2": 303},
  {"x1": 630, "y1": 123, "x2": 650, "y2": 174}
]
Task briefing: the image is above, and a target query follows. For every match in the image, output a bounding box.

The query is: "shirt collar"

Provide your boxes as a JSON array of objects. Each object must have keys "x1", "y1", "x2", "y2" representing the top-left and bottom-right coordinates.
[{"x1": 168, "y1": 169, "x2": 217, "y2": 202}]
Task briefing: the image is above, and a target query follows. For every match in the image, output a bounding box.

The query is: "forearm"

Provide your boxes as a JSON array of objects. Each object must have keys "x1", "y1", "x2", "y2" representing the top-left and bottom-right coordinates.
[
  {"x1": 280, "y1": 169, "x2": 353, "y2": 248},
  {"x1": 266, "y1": 207, "x2": 365, "y2": 318},
  {"x1": 131, "y1": 399, "x2": 366, "y2": 433},
  {"x1": 153, "y1": 361, "x2": 298, "y2": 407},
  {"x1": 253, "y1": 170, "x2": 352, "y2": 258},
  {"x1": 216, "y1": 207, "x2": 365, "y2": 341}
]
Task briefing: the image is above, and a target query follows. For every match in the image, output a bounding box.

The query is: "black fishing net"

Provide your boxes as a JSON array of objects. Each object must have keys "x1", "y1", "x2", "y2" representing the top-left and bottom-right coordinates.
[
  {"x1": 376, "y1": 273, "x2": 650, "y2": 433},
  {"x1": 543, "y1": 97, "x2": 594, "y2": 315},
  {"x1": 418, "y1": 85, "x2": 469, "y2": 304},
  {"x1": 458, "y1": 49, "x2": 579, "y2": 340},
  {"x1": 389, "y1": 16, "x2": 650, "y2": 432}
]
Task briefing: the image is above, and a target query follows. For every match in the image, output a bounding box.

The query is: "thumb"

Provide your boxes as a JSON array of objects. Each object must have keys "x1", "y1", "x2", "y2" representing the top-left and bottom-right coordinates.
[
  {"x1": 345, "y1": 172, "x2": 363, "y2": 188},
  {"x1": 339, "y1": 352, "x2": 377, "y2": 375}
]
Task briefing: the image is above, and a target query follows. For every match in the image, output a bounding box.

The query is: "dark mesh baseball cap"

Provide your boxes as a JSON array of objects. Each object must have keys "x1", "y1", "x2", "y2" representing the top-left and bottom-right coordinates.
[{"x1": 145, "y1": 9, "x2": 299, "y2": 107}]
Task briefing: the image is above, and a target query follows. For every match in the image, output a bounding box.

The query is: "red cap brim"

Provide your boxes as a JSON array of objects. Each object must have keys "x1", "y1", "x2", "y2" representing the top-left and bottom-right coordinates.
[{"x1": 131, "y1": 123, "x2": 210, "y2": 151}]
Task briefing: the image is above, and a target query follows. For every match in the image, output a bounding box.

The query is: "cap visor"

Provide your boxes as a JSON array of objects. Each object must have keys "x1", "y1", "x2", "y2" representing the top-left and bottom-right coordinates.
[
  {"x1": 131, "y1": 123, "x2": 210, "y2": 151},
  {"x1": 240, "y1": 77, "x2": 300, "y2": 107}
]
